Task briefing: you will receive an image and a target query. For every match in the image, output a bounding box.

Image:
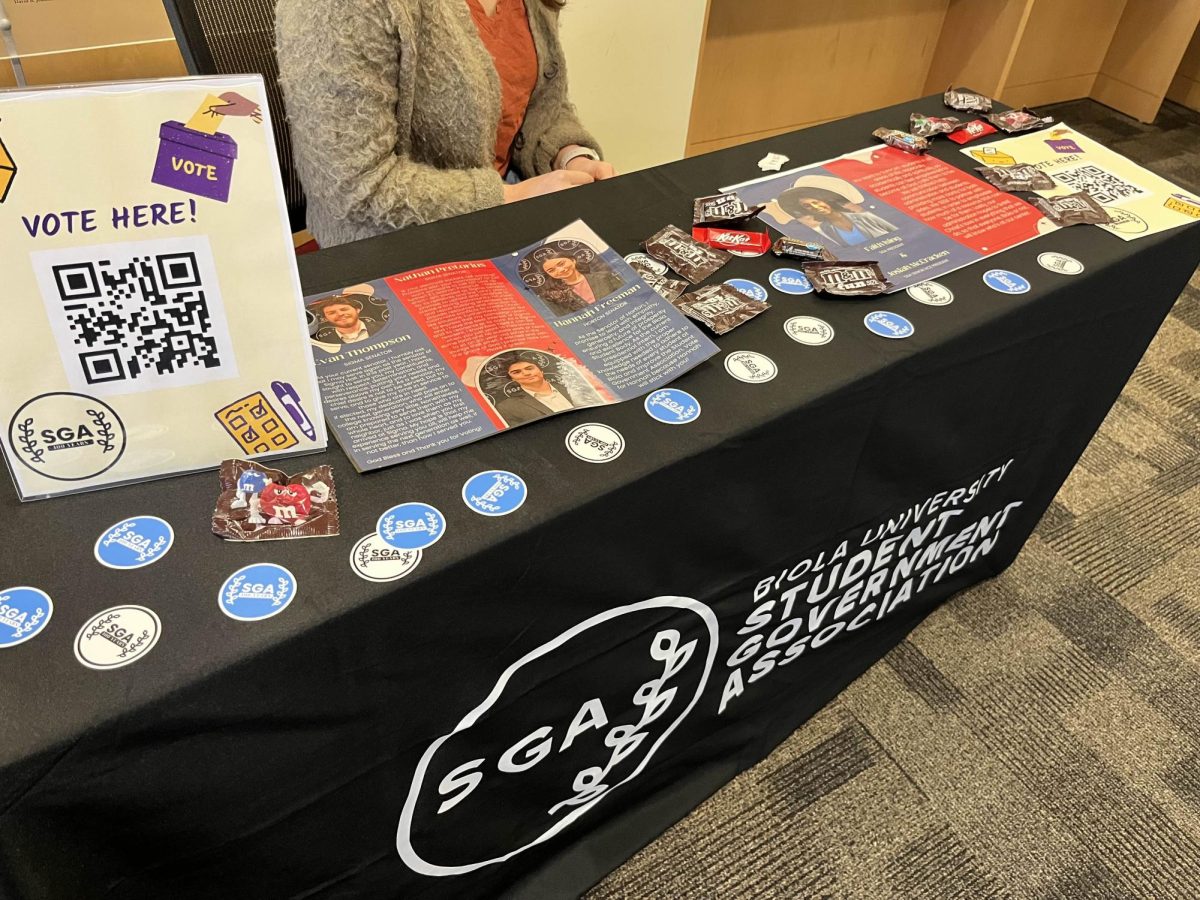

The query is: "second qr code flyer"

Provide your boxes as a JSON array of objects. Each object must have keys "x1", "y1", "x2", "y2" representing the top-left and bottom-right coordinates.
[{"x1": 0, "y1": 76, "x2": 325, "y2": 500}]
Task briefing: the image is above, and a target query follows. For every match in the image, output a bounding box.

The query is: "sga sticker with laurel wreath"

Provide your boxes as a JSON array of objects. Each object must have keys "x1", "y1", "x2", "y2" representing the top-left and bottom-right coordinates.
[
  {"x1": 0, "y1": 586, "x2": 53, "y2": 649},
  {"x1": 219, "y1": 563, "x2": 298, "y2": 621},
  {"x1": 6, "y1": 392, "x2": 126, "y2": 482},
  {"x1": 377, "y1": 502, "x2": 446, "y2": 551},
  {"x1": 74, "y1": 605, "x2": 160, "y2": 669},
  {"x1": 349, "y1": 533, "x2": 423, "y2": 582},
  {"x1": 94, "y1": 516, "x2": 174, "y2": 570}
]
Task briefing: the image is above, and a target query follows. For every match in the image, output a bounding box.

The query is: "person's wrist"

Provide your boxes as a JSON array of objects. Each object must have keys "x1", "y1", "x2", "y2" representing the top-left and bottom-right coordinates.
[{"x1": 556, "y1": 145, "x2": 599, "y2": 170}]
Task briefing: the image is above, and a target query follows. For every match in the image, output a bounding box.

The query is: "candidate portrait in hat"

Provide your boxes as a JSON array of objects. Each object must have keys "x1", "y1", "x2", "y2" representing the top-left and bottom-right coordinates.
[{"x1": 764, "y1": 175, "x2": 898, "y2": 248}]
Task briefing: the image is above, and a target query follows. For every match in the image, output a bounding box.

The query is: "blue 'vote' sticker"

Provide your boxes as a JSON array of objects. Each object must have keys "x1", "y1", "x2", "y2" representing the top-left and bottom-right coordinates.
[
  {"x1": 724, "y1": 279, "x2": 770, "y2": 303},
  {"x1": 768, "y1": 268, "x2": 814, "y2": 295},
  {"x1": 219, "y1": 563, "x2": 297, "y2": 621},
  {"x1": 462, "y1": 471, "x2": 528, "y2": 517},
  {"x1": 0, "y1": 586, "x2": 53, "y2": 649},
  {"x1": 982, "y1": 269, "x2": 1031, "y2": 294},
  {"x1": 94, "y1": 516, "x2": 174, "y2": 570},
  {"x1": 864, "y1": 311, "x2": 915, "y2": 339},
  {"x1": 378, "y1": 502, "x2": 447, "y2": 550},
  {"x1": 644, "y1": 389, "x2": 702, "y2": 425}
]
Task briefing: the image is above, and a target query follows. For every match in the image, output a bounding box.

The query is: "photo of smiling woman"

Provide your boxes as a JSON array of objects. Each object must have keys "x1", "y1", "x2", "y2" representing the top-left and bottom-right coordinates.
[{"x1": 518, "y1": 238, "x2": 626, "y2": 317}]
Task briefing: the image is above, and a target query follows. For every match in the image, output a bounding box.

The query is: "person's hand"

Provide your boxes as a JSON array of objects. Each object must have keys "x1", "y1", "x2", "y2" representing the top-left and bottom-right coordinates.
[
  {"x1": 208, "y1": 91, "x2": 263, "y2": 124},
  {"x1": 503, "y1": 170, "x2": 594, "y2": 203},
  {"x1": 564, "y1": 156, "x2": 616, "y2": 180}
]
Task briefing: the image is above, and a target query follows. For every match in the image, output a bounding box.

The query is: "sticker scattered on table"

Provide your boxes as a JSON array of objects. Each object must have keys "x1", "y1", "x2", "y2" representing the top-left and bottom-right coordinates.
[
  {"x1": 983, "y1": 269, "x2": 1031, "y2": 294},
  {"x1": 906, "y1": 282, "x2": 955, "y2": 306},
  {"x1": 219, "y1": 563, "x2": 297, "y2": 621},
  {"x1": 565, "y1": 423, "x2": 625, "y2": 463},
  {"x1": 724, "y1": 279, "x2": 770, "y2": 303},
  {"x1": 350, "y1": 534, "x2": 423, "y2": 583},
  {"x1": 462, "y1": 471, "x2": 528, "y2": 517},
  {"x1": 724, "y1": 351, "x2": 778, "y2": 383},
  {"x1": 7, "y1": 392, "x2": 126, "y2": 482},
  {"x1": 758, "y1": 152, "x2": 789, "y2": 172},
  {"x1": 94, "y1": 516, "x2": 174, "y2": 569},
  {"x1": 644, "y1": 389, "x2": 701, "y2": 425},
  {"x1": 0, "y1": 587, "x2": 53, "y2": 649},
  {"x1": 864, "y1": 311, "x2": 915, "y2": 339},
  {"x1": 784, "y1": 316, "x2": 834, "y2": 346},
  {"x1": 74, "y1": 605, "x2": 161, "y2": 669},
  {"x1": 377, "y1": 502, "x2": 447, "y2": 550},
  {"x1": 1037, "y1": 252, "x2": 1084, "y2": 275},
  {"x1": 768, "y1": 268, "x2": 814, "y2": 295}
]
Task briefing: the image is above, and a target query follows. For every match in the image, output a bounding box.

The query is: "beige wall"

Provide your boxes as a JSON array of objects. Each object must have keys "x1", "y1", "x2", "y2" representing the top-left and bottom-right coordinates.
[{"x1": 558, "y1": 0, "x2": 709, "y2": 173}]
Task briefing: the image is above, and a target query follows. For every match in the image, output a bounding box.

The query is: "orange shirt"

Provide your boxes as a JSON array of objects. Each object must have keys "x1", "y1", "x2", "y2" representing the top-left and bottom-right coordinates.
[{"x1": 467, "y1": 0, "x2": 539, "y2": 175}]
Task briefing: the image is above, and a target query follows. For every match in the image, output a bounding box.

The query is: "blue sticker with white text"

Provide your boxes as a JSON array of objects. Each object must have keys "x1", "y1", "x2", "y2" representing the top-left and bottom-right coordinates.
[
  {"x1": 864, "y1": 311, "x2": 915, "y2": 339},
  {"x1": 644, "y1": 389, "x2": 702, "y2": 425},
  {"x1": 769, "y1": 268, "x2": 814, "y2": 295},
  {"x1": 982, "y1": 269, "x2": 1030, "y2": 294},
  {"x1": 378, "y1": 502, "x2": 446, "y2": 550},
  {"x1": 0, "y1": 587, "x2": 53, "y2": 648},
  {"x1": 462, "y1": 472, "x2": 527, "y2": 517},
  {"x1": 724, "y1": 279, "x2": 770, "y2": 303},
  {"x1": 94, "y1": 516, "x2": 174, "y2": 569},
  {"x1": 219, "y1": 563, "x2": 297, "y2": 621}
]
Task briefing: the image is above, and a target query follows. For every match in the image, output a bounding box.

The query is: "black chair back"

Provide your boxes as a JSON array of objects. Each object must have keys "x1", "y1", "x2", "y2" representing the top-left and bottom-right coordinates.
[{"x1": 162, "y1": 0, "x2": 307, "y2": 233}]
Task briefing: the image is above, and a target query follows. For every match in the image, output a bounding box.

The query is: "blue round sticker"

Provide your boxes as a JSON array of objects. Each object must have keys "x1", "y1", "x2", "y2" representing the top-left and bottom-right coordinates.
[
  {"x1": 0, "y1": 586, "x2": 53, "y2": 648},
  {"x1": 644, "y1": 389, "x2": 702, "y2": 425},
  {"x1": 377, "y1": 502, "x2": 447, "y2": 550},
  {"x1": 94, "y1": 516, "x2": 174, "y2": 570},
  {"x1": 462, "y1": 471, "x2": 528, "y2": 517},
  {"x1": 219, "y1": 563, "x2": 297, "y2": 621},
  {"x1": 864, "y1": 311, "x2": 915, "y2": 339},
  {"x1": 724, "y1": 278, "x2": 770, "y2": 303},
  {"x1": 769, "y1": 268, "x2": 814, "y2": 295},
  {"x1": 983, "y1": 269, "x2": 1031, "y2": 294}
]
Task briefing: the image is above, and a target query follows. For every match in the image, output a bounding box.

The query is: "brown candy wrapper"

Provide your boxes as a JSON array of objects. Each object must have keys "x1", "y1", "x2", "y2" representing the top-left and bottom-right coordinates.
[
  {"x1": 976, "y1": 163, "x2": 1056, "y2": 192},
  {"x1": 985, "y1": 108, "x2": 1054, "y2": 133},
  {"x1": 644, "y1": 224, "x2": 731, "y2": 284},
  {"x1": 213, "y1": 458, "x2": 340, "y2": 541},
  {"x1": 673, "y1": 283, "x2": 770, "y2": 334},
  {"x1": 872, "y1": 127, "x2": 929, "y2": 155},
  {"x1": 801, "y1": 261, "x2": 894, "y2": 296},
  {"x1": 910, "y1": 113, "x2": 967, "y2": 138},
  {"x1": 1030, "y1": 191, "x2": 1113, "y2": 226},
  {"x1": 639, "y1": 270, "x2": 689, "y2": 302},
  {"x1": 772, "y1": 236, "x2": 836, "y2": 262},
  {"x1": 693, "y1": 192, "x2": 766, "y2": 227},
  {"x1": 944, "y1": 85, "x2": 993, "y2": 113}
]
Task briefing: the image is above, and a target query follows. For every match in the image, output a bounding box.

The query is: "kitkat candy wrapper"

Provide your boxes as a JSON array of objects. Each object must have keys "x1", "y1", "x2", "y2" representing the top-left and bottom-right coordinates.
[
  {"x1": 976, "y1": 163, "x2": 1056, "y2": 192},
  {"x1": 985, "y1": 108, "x2": 1054, "y2": 133},
  {"x1": 801, "y1": 261, "x2": 893, "y2": 296},
  {"x1": 872, "y1": 128, "x2": 929, "y2": 155},
  {"x1": 946, "y1": 119, "x2": 998, "y2": 144},
  {"x1": 772, "y1": 236, "x2": 836, "y2": 262},
  {"x1": 910, "y1": 113, "x2": 967, "y2": 138},
  {"x1": 673, "y1": 283, "x2": 769, "y2": 334},
  {"x1": 213, "y1": 459, "x2": 339, "y2": 541},
  {"x1": 692, "y1": 226, "x2": 772, "y2": 257},
  {"x1": 944, "y1": 85, "x2": 993, "y2": 113},
  {"x1": 692, "y1": 192, "x2": 765, "y2": 227},
  {"x1": 644, "y1": 224, "x2": 731, "y2": 284},
  {"x1": 1030, "y1": 191, "x2": 1113, "y2": 226}
]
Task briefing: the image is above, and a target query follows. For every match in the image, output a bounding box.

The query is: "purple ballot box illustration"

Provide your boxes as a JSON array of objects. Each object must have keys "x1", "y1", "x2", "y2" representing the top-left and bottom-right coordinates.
[{"x1": 151, "y1": 123, "x2": 238, "y2": 202}]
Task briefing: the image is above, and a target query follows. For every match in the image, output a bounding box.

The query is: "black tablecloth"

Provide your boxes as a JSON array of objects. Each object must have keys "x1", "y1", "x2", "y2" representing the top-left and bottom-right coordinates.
[{"x1": 3, "y1": 94, "x2": 1198, "y2": 899}]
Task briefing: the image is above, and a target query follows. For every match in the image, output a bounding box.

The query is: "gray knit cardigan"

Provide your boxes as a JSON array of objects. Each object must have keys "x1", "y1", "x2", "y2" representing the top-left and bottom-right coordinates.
[{"x1": 275, "y1": 0, "x2": 601, "y2": 246}]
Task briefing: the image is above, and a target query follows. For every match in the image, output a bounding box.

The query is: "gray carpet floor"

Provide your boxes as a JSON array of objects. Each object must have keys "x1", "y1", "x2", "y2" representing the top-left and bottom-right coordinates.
[{"x1": 587, "y1": 99, "x2": 1200, "y2": 899}]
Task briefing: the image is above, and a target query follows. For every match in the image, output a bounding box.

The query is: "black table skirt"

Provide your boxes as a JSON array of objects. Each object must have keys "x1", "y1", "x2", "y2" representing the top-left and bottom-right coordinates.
[{"x1": 2, "y1": 94, "x2": 1198, "y2": 899}]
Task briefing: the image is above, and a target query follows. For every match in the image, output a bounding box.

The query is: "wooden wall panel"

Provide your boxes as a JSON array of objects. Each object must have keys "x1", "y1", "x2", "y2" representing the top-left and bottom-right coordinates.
[
  {"x1": 923, "y1": 0, "x2": 1032, "y2": 98},
  {"x1": 1166, "y1": 25, "x2": 1200, "y2": 111},
  {"x1": 1094, "y1": 0, "x2": 1200, "y2": 121},
  {"x1": 1, "y1": 43, "x2": 187, "y2": 88}
]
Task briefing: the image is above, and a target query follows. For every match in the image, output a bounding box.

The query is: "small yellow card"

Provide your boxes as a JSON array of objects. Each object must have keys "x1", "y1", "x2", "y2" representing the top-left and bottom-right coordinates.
[{"x1": 184, "y1": 94, "x2": 227, "y2": 135}]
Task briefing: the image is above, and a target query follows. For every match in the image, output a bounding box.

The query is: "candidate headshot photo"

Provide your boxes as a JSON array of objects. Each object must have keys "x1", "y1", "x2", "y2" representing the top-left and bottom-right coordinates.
[
  {"x1": 764, "y1": 177, "x2": 898, "y2": 247},
  {"x1": 306, "y1": 290, "x2": 388, "y2": 349},
  {"x1": 518, "y1": 239, "x2": 626, "y2": 317},
  {"x1": 478, "y1": 349, "x2": 604, "y2": 427}
]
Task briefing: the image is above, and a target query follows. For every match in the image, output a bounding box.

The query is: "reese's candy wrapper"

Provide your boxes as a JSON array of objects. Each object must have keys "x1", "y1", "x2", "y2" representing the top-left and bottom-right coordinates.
[
  {"x1": 1030, "y1": 191, "x2": 1112, "y2": 226},
  {"x1": 692, "y1": 226, "x2": 772, "y2": 257},
  {"x1": 644, "y1": 224, "x2": 731, "y2": 284},
  {"x1": 772, "y1": 236, "x2": 836, "y2": 262},
  {"x1": 801, "y1": 261, "x2": 893, "y2": 296},
  {"x1": 213, "y1": 458, "x2": 340, "y2": 541},
  {"x1": 946, "y1": 119, "x2": 998, "y2": 144},
  {"x1": 944, "y1": 85, "x2": 993, "y2": 113},
  {"x1": 910, "y1": 113, "x2": 967, "y2": 138},
  {"x1": 872, "y1": 127, "x2": 929, "y2": 155},
  {"x1": 976, "y1": 163, "x2": 1056, "y2": 192},
  {"x1": 638, "y1": 270, "x2": 688, "y2": 302},
  {"x1": 673, "y1": 283, "x2": 770, "y2": 335},
  {"x1": 693, "y1": 192, "x2": 765, "y2": 227},
  {"x1": 985, "y1": 107, "x2": 1054, "y2": 133}
]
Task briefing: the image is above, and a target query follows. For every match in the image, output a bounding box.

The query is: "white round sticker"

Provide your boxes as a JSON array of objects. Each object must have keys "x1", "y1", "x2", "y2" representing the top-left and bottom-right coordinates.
[
  {"x1": 350, "y1": 533, "x2": 423, "y2": 582},
  {"x1": 906, "y1": 281, "x2": 955, "y2": 306},
  {"x1": 724, "y1": 351, "x2": 778, "y2": 383},
  {"x1": 565, "y1": 423, "x2": 625, "y2": 463},
  {"x1": 1037, "y1": 252, "x2": 1084, "y2": 275},
  {"x1": 784, "y1": 316, "x2": 834, "y2": 346},
  {"x1": 74, "y1": 605, "x2": 161, "y2": 670}
]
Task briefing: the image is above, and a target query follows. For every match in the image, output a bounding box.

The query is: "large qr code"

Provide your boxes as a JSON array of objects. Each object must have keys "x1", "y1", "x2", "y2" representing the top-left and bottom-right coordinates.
[
  {"x1": 1051, "y1": 165, "x2": 1147, "y2": 205},
  {"x1": 32, "y1": 236, "x2": 237, "y2": 396}
]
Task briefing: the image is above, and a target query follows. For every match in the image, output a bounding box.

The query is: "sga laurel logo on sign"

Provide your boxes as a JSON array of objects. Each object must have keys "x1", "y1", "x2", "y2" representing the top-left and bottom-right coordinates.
[
  {"x1": 396, "y1": 597, "x2": 718, "y2": 875},
  {"x1": 7, "y1": 392, "x2": 127, "y2": 482}
]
